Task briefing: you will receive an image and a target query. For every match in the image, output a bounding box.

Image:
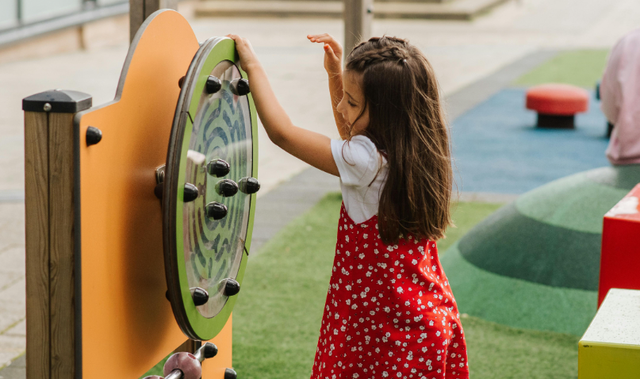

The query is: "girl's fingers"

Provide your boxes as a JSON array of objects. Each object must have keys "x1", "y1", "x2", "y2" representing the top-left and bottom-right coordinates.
[
  {"x1": 308, "y1": 33, "x2": 341, "y2": 52},
  {"x1": 307, "y1": 33, "x2": 330, "y2": 42},
  {"x1": 324, "y1": 44, "x2": 340, "y2": 61}
]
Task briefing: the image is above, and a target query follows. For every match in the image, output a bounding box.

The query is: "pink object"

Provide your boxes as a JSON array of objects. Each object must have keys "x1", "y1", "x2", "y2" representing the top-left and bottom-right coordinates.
[
  {"x1": 601, "y1": 28, "x2": 640, "y2": 165},
  {"x1": 526, "y1": 84, "x2": 589, "y2": 115},
  {"x1": 163, "y1": 352, "x2": 201, "y2": 379}
]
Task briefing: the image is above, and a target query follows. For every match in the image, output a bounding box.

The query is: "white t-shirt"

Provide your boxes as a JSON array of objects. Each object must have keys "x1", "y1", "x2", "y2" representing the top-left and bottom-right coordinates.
[{"x1": 331, "y1": 135, "x2": 388, "y2": 224}]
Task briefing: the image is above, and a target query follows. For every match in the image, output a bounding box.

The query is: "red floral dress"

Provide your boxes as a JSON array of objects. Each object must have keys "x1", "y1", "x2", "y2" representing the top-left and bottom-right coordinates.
[{"x1": 311, "y1": 203, "x2": 469, "y2": 379}]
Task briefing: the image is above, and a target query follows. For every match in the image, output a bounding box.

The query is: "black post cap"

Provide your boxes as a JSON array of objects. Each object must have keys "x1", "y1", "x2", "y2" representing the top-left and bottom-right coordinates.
[
  {"x1": 224, "y1": 279, "x2": 240, "y2": 297},
  {"x1": 22, "y1": 89, "x2": 92, "y2": 113},
  {"x1": 205, "y1": 202, "x2": 228, "y2": 220},
  {"x1": 224, "y1": 368, "x2": 237, "y2": 379}
]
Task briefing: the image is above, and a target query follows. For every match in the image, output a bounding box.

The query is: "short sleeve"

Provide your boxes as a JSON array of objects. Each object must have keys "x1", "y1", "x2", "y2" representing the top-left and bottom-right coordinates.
[{"x1": 331, "y1": 135, "x2": 384, "y2": 187}]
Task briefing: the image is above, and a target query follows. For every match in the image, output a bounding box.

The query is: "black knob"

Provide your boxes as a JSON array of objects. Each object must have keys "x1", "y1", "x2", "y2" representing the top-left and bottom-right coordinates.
[
  {"x1": 206, "y1": 202, "x2": 228, "y2": 220},
  {"x1": 230, "y1": 78, "x2": 250, "y2": 96},
  {"x1": 206, "y1": 75, "x2": 222, "y2": 94},
  {"x1": 238, "y1": 177, "x2": 260, "y2": 194},
  {"x1": 86, "y1": 126, "x2": 102, "y2": 146},
  {"x1": 190, "y1": 287, "x2": 209, "y2": 306},
  {"x1": 224, "y1": 279, "x2": 240, "y2": 296},
  {"x1": 202, "y1": 342, "x2": 218, "y2": 359},
  {"x1": 183, "y1": 183, "x2": 199, "y2": 202},
  {"x1": 216, "y1": 179, "x2": 238, "y2": 197},
  {"x1": 207, "y1": 159, "x2": 230, "y2": 177},
  {"x1": 178, "y1": 75, "x2": 186, "y2": 89},
  {"x1": 154, "y1": 183, "x2": 163, "y2": 199},
  {"x1": 225, "y1": 368, "x2": 237, "y2": 379}
]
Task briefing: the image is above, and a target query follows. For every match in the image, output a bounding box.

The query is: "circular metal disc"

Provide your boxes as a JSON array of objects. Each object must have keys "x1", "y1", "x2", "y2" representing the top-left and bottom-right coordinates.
[{"x1": 164, "y1": 37, "x2": 258, "y2": 340}]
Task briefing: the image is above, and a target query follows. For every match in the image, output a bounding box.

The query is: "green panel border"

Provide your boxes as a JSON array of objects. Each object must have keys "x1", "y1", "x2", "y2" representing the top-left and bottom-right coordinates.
[
  {"x1": 442, "y1": 243, "x2": 597, "y2": 336},
  {"x1": 176, "y1": 38, "x2": 259, "y2": 340}
]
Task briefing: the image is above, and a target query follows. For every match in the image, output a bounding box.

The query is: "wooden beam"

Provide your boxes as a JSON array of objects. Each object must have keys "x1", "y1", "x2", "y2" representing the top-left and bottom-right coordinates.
[
  {"x1": 48, "y1": 113, "x2": 76, "y2": 379},
  {"x1": 25, "y1": 110, "x2": 51, "y2": 379},
  {"x1": 23, "y1": 90, "x2": 92, "y2": 379},
  {"x1": 344, "y1": 0, "x2": 373, "y2": 55}
]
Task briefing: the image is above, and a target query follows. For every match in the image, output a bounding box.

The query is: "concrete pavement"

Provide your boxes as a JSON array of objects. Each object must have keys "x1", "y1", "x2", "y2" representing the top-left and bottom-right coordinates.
[{"x1": 1, "y1": 0, "x2": 639, "y2": 374}]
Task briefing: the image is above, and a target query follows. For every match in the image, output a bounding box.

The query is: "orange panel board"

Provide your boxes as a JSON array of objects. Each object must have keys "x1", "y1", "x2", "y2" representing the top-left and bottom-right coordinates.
[
  {"x1": 203, "y1": 316, "x2": 233, "y2": 377},
  {"x1": 74, "y1": 10, "x2": 200, "y2": 378}
]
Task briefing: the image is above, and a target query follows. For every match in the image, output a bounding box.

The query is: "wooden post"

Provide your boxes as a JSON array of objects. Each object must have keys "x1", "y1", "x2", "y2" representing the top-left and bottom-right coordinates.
[
  {"x1": 23, "y1": 90, "x2": 92, "y2": 379},
  {"x1": 130, "y1": 0, "x2": 179, "y2": 42},
  {"x1": 344, "y1": 0, "x2": 373, "y2": 56}
]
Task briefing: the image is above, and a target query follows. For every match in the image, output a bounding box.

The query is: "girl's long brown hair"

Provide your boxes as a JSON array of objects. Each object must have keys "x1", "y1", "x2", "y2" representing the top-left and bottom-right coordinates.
[{"x1": 345, "y1": 36, "x2": 453, "y2": 244}]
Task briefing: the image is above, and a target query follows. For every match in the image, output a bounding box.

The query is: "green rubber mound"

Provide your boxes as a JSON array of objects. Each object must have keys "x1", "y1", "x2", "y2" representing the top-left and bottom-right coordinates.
[
  {"x1": 459, "y1": 203, "x2": 601, "y2": 290},
  {"x1": 516, "y1": 170, "x2": 633, "y2": 234},
  {"x1": 445, "y1": 165, "x2": 640, "y2": 336},
  {"x1": 459, "y1": 165, "x2": 640, "y2": 291},
  {"x1": 442, "y1": 243, "x2": 596, "y2": 336}
]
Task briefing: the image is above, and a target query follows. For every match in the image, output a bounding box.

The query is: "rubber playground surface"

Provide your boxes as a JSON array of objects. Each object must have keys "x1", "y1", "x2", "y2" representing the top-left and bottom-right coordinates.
[{"x1": 451, "y1": 50, "x2": 610, "y2": 194}]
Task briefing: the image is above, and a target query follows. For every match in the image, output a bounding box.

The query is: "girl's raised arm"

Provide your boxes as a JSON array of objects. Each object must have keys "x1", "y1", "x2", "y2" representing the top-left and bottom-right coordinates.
[
  {"x1": 227, "y1": 34, "x2": 339, "y2": 177},
  {"x1": 307, "y1": 33, "x2": 349, "y2": 140}
]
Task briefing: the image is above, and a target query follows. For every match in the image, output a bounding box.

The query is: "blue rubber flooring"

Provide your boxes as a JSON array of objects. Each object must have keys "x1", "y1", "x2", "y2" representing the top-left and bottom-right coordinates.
[{"x1": 450, "y1": 88, "x2": 610, "y2": 194}]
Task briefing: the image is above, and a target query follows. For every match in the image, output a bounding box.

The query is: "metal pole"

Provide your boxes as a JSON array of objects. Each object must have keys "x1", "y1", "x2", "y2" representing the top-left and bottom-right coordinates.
[
  {"x1": 129, "y1": 0, "x2": 178, "y2": 43},
  {"x1": 343, "y1": 0, "x2": 373, "y2": 56}
]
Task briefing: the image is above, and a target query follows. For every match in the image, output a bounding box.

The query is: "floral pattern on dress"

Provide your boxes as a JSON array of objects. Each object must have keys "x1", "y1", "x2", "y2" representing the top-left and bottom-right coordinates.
[{"x1": 311, "y1": 203, "x2": 469, "y2": 379}]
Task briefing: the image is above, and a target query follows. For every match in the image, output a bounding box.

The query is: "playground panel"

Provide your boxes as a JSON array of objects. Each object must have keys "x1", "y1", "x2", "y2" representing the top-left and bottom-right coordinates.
[
  {"x1": 75, "y1": 10, "x2": 201, "y2": 378},
  {"x1": 22, "y1": 9, "x2": 261, "y2": 378}
]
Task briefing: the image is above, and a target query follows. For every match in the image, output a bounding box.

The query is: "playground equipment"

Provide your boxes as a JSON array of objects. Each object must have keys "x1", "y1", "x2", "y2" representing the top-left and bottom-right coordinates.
[
  {"x1": 599, "y1": 184, "x2": 640, "y2": 307},
  {"x1": 525, "y1": 84, "x2": 589, "y2": 129},
  {"x1": 578, "y1": 185, "x2": 640, "y2": 378},
  {"x1": 578, "y1": 289, "x2": 640, "y2": 378},
  {"x1": 23, "y1": 10, "x2": 257, "y2": 379}
]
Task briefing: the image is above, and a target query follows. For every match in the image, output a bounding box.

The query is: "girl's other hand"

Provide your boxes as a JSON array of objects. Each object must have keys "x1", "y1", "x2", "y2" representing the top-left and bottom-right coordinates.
[
  {"x1": 226, "y1": 34, "x2": 260, "y2": 74},
  {"x1": 307, "y1": 33, "x2": 343, "y2": 76}
]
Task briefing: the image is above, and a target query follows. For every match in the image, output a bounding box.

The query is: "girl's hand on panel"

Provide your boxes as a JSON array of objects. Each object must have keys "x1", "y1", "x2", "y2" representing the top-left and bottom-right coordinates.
[
  {"x1": 226, "y1": 34, "x2": 260, "y2": 74},
  {"x1": 307, "y1": 33, "x2": 343, "y2": 76}
]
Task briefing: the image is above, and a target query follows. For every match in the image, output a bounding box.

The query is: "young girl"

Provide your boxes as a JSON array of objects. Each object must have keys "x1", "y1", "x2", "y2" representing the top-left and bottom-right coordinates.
[{"x1": 228, "y1": 33, "x2": 469, "y2": 379}]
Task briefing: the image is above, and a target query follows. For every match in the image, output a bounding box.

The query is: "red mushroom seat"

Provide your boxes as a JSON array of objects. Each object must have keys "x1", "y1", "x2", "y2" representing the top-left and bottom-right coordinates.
[{"x1": 526, "y1": 84, "x2": 590, "y2": 129}]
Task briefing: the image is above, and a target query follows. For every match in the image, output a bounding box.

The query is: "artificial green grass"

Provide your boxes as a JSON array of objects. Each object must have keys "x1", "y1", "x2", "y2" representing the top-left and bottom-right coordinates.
[
  {"x1": 514, "y1": 50, "x2": 609, "y2": 88},
  {"x1": 230, "y1": 193, "x2": 580, "y2": 378},
  {"x1": 443, "y1": 243, "x2": 597, "y2": 336},
  {"x1": 463, "y1": 315, "x2": 579, "y2": 379}
]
